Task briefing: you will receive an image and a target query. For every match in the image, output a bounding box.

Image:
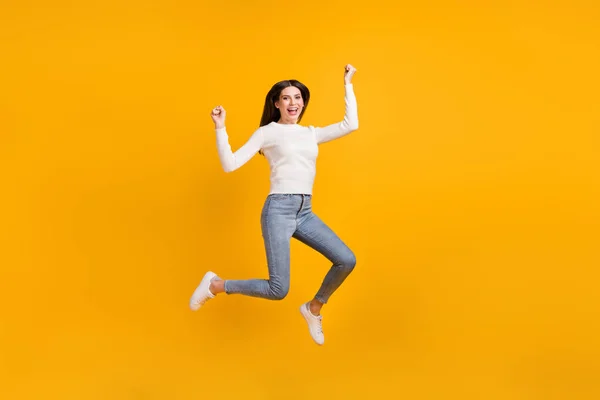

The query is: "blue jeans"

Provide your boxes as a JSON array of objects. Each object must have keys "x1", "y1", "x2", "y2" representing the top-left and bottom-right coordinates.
[{"x1": 224, "y1": 194, "x2": 356, "y2": 304}]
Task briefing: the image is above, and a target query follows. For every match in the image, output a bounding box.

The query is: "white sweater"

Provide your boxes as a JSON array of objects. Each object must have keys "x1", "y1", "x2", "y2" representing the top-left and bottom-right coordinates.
[{"x1": 215, "y1": 83, "x2": 358, "y2": 195}]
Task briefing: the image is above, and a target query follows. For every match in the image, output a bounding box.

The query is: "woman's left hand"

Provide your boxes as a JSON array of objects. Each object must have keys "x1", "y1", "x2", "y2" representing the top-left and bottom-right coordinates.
[{"x1": 344, "y1": 64, "x2": 357, "y2": 84}]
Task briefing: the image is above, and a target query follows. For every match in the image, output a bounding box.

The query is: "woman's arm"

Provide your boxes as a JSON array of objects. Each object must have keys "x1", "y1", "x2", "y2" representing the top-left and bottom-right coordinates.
[
  {"x1": 314, "y1": 64, "x2": 359, "y2": 144},
  {"x1": 211, "y1": 105, "x2": 264, "y2": 173}
]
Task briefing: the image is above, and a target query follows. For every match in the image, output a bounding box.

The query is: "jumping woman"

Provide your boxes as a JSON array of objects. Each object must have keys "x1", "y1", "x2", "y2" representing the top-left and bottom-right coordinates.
[{"x1": 190, "y1": 64, "x2": 359, "y2": 345}]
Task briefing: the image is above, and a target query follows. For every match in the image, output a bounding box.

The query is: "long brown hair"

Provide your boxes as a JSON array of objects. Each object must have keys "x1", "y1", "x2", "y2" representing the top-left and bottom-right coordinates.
[{"x1": 258, "y1": 80, "x2": 310, "y2": 155}]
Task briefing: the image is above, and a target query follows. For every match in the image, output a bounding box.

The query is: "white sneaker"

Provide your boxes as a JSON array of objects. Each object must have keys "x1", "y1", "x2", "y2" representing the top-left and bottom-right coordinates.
[
  {"x1": 189, "y1": 271, "x2": 217, "y2": 311},
  {"x1": 299, "y1": 303, "x2": 324, "y2": 345}
]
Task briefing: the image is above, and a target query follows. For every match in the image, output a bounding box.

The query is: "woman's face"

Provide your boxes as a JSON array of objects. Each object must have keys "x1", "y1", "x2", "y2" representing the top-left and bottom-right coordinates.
[{"x1": 275, "y1": 86, "x2": 304, "y2": 124}]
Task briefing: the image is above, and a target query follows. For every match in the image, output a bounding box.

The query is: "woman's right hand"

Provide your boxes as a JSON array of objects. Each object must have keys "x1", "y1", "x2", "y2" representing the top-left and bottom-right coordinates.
[{"x1": 210, "y1": 105, "x2": 226, "y2": 129}]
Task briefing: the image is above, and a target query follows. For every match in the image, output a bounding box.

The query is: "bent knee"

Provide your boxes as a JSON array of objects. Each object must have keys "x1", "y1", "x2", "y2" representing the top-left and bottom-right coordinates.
[
  {"x1": 340, "y1": 250, "x2": 357, "y2": 270},
  {"x1": 269, "y1": 283, "x2": 290, "y2": 300}
]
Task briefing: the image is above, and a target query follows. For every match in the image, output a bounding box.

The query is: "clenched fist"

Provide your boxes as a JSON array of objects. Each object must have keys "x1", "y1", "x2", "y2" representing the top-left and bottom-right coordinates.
[
  {"x1": 210, "y1": 105, "x2": 226, "y2": 129},
  {"x1": 344, "y1": 64, "x2": 357, "y2": 84}
]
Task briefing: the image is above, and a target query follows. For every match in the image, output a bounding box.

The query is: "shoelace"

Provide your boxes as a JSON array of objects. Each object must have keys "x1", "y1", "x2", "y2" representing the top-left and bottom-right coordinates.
[
  {"x1": 315, "y1": 316, "x2": 323, "y2": 334},
  {"x1": 194, "y1": 294, "x2": 210, "y2": 306},
  {"x1": 194, "y1": 281, "x2": 216, "y2": 306}
]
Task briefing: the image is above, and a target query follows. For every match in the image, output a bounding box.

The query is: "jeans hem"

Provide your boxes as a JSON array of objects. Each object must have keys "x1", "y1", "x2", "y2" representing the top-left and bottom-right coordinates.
[{"x1": 314, "y1": 294, "x2": 328, "y2": 304}]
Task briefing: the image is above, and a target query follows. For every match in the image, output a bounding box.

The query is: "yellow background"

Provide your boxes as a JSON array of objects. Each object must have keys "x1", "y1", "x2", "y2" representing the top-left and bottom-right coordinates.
[{"x1": 1, "y1": 1, "x2": 599, "y2": 399}]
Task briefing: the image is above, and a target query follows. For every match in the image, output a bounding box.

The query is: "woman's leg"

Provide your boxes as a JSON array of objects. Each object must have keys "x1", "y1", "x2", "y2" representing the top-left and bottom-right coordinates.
[
  {"x1": 293, "y1": 211, "x2": 356, "y2": 312},
  {"x1": 293, "y1": 208, "x2": 355, "y2": 345},
  {"x1": 217, "y1": 195, "x2": 298, "y2": 300}
]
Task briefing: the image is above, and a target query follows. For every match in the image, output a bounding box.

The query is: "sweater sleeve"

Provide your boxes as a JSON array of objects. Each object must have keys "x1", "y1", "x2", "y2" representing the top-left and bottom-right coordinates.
[
  {"x1": 314, "y1": 83, "x2": 359, "y2": 144},
  {"x1": 215, "y1": 126, "x2": 264, "y2": 173}
]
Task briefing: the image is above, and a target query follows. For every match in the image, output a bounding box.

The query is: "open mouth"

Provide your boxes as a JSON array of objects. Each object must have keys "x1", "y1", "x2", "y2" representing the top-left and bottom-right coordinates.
[{"x1": 287, "y1": 107, "x2": 299, "y2": 116}]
